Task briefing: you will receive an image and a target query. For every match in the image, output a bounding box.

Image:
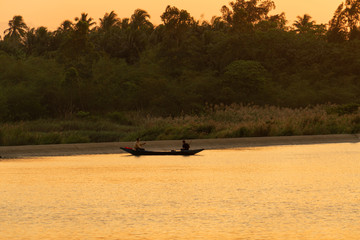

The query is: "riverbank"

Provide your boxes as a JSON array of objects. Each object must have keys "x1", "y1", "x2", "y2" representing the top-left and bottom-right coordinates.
[
  {"x1": 1, "y1": 104, "x2": 360, "y2": 147},
  {"x1": 1, "y1": 134, "x2": 359, "y2": 159}
]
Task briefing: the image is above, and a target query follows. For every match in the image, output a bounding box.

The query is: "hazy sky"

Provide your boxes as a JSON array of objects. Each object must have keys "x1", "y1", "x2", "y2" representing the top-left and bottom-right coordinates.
[{"x1": 1, "y1": 0, "x2": 342, "y2": 36}]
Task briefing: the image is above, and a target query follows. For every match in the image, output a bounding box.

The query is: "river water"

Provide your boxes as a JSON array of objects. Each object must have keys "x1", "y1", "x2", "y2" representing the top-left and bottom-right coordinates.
[{"x1": 1, "y1": 143, "x2": 360, "y2": 239}]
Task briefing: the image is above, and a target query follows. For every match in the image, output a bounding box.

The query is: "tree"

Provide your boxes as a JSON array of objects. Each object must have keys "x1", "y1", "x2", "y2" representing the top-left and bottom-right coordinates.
[
  {"x1": 156, "y1": 6, "x2": 201, "y2": 73},
  {"x1": 131, "y1": 9, "x2": 153, "y2": 30},
  {"x1": 24, "y1": 27, "x2": 52, "y2": 56},
  {"x1": 62, "y1": 67, "x2": 80, "y2": 115},
  {"x1": 124, "y1": 9, "x2": 154, "y2": 63},
  {"x1": 75, "y1": 13, "x2": 96, "y2": 30},
  {"x1": 256, "y1": 12, "x2": 287, "y2": 31},
  {"x1": 23, "y1": 28, "x2": 36, "y2": 55},
  {"x1": 222, "y1": 60, "x2": 269, "y2": 103},
  {"x1": 60, "y1": 13, "x2": 95, "y2": 58},
  {"x1": 328, "y1": 0, "x2": 360, "y2": 41},
  {"x1": 100, "y1": 9, "x2": 154, "y2": 63},
  {"x1": 4, "y1": 15, "x2": 28, "y2": 42},
  {"x1": 99, "y1": 11, "x2": 120, "y2": 32},
  {"x1": 210, "y1": 16, "x2": 229, "y2": 31},
  {"x1": 160, "y1": 5, "x2": 195, "y2": 47},
  {"x1": 50, "y1": 20, "x2": 74, "y2": 54},
  {"x1": 221, "y1": 0, "x2": 276, "y2": 31},
  {"x1": 57, "y1": 20, "x2": 74, "y2": 33},
  {"x1": 293, "y1": 14, "x2": 316, "y2": 33}
]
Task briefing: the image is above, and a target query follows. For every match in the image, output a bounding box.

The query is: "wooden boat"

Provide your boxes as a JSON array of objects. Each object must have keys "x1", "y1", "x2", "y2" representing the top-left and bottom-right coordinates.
[{"x1": 120, "y1": 147, "x2": 204, "y2": 156}]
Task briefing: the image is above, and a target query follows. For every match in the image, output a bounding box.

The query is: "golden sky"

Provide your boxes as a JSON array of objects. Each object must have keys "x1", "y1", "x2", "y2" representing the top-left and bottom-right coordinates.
[{"x1": 1, "y1": 0, "x2": 342, "y2": 35}]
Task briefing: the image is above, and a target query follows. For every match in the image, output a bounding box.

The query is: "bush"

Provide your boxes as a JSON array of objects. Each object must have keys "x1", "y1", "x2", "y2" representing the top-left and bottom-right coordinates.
[
  {"x1": 76, "y1": 111, "x2": 90, "y2": 118},
  {"x1": 138, "y1": 126, "x2": 166, "y2": 140},
  {"x1": 1, "y1": 128, "x2": 37, "y2": 146},
  {"x1": 194, "y1": 124, "x2": 215, "y2": 134},
  {"x1": 62, "y1": 132, "x2": 90, "y2": 144},
  {"x1": 352, "y1": 124, "x2": 360, "y2": 134},
  {"x1": 38, "y1": 133, "x2": 62, "y2": 144},
  {"x1": 352, "y1": 116, "x2": 360, "y2": 125},
  {"x1": 327, "y1": 103, "x2": 360, "y2": 116},
  {"x1": 5, "y1": 85, "x2": 45, "y2": 121},
  {"x1": 228, "y1": 127, "x2": 251, "y2": 137},
  {"x1": 252, "y1": 123, "x2": 272, "y2": 137},
  {"x1": 88, "y1": 131, "x2": 124, "y2": 142},
  {"x1": 107, "y1": 111, "x2": 132, "y2": 125}
]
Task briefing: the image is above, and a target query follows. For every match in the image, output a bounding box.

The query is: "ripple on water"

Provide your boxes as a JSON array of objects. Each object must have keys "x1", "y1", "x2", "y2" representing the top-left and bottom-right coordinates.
[{"x1": 0, "y1": 143, "x2": 360, "y2": 239}]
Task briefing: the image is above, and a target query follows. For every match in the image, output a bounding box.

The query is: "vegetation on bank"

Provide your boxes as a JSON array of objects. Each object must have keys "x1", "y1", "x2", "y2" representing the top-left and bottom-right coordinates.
[
  {"x1": 1, "y1": 104, "x2": 359, "y2": 146},
  {"x1": 0, "y1": 0, "x2": 360, "y2": 120}
]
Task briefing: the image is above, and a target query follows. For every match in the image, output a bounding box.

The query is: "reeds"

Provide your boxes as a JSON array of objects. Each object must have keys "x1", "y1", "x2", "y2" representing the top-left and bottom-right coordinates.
[{"x1": 0, "y1": 104, "x2": 359, "y2": 146}]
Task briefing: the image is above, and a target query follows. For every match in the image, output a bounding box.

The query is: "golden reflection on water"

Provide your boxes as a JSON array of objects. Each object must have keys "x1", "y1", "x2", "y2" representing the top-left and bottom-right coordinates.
[{"x1": 1, "y1": 143, "x2": 360, "y2": 239}]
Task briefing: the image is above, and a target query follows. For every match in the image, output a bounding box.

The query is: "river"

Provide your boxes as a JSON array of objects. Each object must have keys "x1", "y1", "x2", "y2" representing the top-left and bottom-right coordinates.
[{"x1": 1, "y1": 143, "x2": 359, "y2": 239}]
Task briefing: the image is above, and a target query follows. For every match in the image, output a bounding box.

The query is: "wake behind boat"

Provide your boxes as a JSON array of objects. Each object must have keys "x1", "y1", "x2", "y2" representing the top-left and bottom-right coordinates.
[{"x1": 120, "y1": 147, "x2": 204, "y2": 156}]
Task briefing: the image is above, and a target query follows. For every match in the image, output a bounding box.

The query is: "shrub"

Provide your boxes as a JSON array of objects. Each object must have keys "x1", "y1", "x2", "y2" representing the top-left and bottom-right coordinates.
[
  {"x1": 76, "y1": 111, "x2": 90, "y2": 118},
  {"x1": 107, "y1": 111, "x2": 132, "y2": 125},
  {"x1": 229, "y1": 127, "x2": 251, "y2": 137},
  {"x1": 38, "y1": 133, "x2": 62, "y2": 144},
  {"x1": 352, "y1": 116, "x2": 360, "y2": 125},
  {"x1": 138, "y1": 126, "x2": 165, "y2": 140},
  {"x1": 352, "y1": 125, "x2": 360, "y2": 134},
  {"x1": 1, "y1": 128, "x2": 37, "y2": 145},
  {"x1": 252, "y1": 123, "x2": 272, "y2": 137},
  {"x1": 194, "y1": 124, "x2": 215, "y2": 134},
  {"x1": 88, "y1": 131, "x2": 124, "y2": 142},
  {"x1": 327, "y1": 103, "x2": 360, "y2": 116},
  {"x1": 62, "y1": 132, "x2": 90, "y2": 144}
]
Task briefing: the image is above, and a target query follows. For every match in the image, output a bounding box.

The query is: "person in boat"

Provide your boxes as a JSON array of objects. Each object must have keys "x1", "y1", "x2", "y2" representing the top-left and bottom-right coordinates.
[
  {"x1": 181, "y1": 140, "x2": 190, "y2": 151},
  {"x1": 134, "y1": 138, "x2": 146, "y2": 151}
]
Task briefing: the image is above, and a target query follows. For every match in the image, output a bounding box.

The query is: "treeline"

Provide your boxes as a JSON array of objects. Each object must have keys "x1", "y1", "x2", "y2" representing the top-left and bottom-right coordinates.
[{"x1": 1, "y1": 0, "x2": 360, "y2": 121}]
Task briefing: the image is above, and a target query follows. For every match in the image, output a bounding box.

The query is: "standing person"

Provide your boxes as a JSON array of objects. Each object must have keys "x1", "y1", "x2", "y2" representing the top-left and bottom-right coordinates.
[
  {"x1": 134, "y1": 138, "x2": 146, "y2": 151},
  {"x1": 181, "y1": 140, "x2": 190, "y2": 151}
]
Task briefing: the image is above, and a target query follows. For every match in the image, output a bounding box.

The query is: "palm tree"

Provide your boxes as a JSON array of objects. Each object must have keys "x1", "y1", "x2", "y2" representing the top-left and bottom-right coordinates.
[
  {"x1": 121, "y1": 9, "x2": 154, "y2": 63},
  {"x1": 119, "y1": 18, "x2": 130, "y2": 29},
  {"x1": 4, "y1": 15, "x2": 28, "y2": 41},
  {"x1": 73, "y1": 13, "x2": 95, "y2": 41},
  {"x1": 293, "y1": 14, "x2": 316, "y2": 33},
  {"x1": 23, "y1": 28, "x2": 36, "y2": 54},
  {"x1": 131, "y1": 9, "x2": 153, "y2": 29},
  {"x1": 57, "y1": 20, "x2": 74, "y2": 33},
  {"x1": 52, "y1": 20, "x2": 73, "y2": 52},
  {"x1": 75, "y1": 13, "x2": 96, "y2": 30},
  {"x1": 65, "y1": 13, "x2": 96, "y2": 57},
  {"x1": 99, "y1": 11, "x2": 120, "y2": 32},
  {"x1": 23, "y1": 26, "x2": 51, "y2": 55}
]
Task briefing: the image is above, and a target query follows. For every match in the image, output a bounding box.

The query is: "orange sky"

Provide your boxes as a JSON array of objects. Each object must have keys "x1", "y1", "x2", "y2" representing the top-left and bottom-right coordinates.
[{"x1": 1, "y1": 0, "x2": 342, "y2": 36}]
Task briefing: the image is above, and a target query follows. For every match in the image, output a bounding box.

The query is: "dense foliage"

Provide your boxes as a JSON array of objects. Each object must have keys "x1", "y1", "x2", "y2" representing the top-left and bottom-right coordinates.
[
  {"x1": 1, "y1": 104, "x2": 359, "y2": 146},
  {"x1": 1, "y1": 0, "x2": 360, "y2": 121}
]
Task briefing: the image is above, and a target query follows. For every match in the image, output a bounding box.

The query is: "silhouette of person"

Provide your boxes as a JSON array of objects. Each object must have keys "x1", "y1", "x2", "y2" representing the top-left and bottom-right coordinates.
[
  {"x1": 134, "y1": 138, "x2": 146, "y2": 151},
  {"x1": 181, "y1": 140, "x2": 190, "y2": 150}
]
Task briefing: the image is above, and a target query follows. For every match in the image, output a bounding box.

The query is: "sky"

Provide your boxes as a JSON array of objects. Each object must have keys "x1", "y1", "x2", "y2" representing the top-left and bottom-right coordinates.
[{"x1": 0, "y1": 0, "x2": 342, "y2": 36}]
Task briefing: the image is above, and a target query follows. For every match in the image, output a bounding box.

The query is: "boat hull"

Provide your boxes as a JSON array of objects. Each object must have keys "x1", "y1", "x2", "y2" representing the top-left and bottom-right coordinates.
[{"x1": 120, "y1": 147, "x2": 204, "y2": 156}]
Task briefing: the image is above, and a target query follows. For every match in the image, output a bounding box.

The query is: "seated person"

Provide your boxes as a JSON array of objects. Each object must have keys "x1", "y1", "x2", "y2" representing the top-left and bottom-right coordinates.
[
  {"x1": 134, "y1": 138, "x2": 146, "y2": 151},
  {"x1": 181, "y1": 140, "x2": 190, "y2": 151}
]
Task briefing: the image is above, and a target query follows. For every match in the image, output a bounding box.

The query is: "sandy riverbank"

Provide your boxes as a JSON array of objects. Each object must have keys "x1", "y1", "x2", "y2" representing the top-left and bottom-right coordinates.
[{"x1": 0, "y1": 134, "x2": 359, "y2": 159}]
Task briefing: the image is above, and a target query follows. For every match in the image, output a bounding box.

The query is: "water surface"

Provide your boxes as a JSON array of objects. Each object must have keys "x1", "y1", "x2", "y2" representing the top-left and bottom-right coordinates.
[{"x1": 1, "y1": 143, "x2": 360, "y2": 239}]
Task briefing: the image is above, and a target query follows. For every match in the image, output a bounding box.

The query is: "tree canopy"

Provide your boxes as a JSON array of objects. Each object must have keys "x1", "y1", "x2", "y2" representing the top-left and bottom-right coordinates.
[{"x1": 1, "y1": 0, "x2": 360, "y2": 121}]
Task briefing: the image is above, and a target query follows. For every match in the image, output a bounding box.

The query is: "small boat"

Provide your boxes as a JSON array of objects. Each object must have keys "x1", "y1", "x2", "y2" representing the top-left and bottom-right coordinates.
[{"x1": 120, "y1": 147, "x2": 204, "y2": 156}]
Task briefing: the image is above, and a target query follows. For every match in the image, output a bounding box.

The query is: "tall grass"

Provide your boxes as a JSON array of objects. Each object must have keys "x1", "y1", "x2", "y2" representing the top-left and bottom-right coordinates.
[{"x1": 0, "y1": 104, "x2": 359, "y2": 146}]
